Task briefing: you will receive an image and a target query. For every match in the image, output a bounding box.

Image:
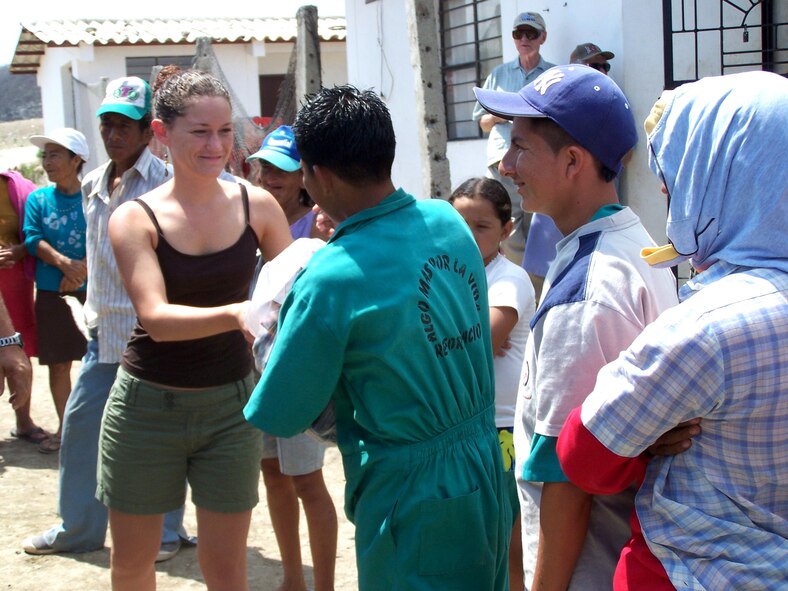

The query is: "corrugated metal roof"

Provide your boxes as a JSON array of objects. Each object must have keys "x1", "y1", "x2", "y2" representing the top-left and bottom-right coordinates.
[{"x1": 11, "y1": 16, "x2": 347, "y2": 74}]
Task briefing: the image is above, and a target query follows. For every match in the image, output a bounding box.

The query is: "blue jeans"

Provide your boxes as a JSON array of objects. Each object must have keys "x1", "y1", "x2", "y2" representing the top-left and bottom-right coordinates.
[{"x1": 43, "y1": 336, "x2": 184, "y2": 551}]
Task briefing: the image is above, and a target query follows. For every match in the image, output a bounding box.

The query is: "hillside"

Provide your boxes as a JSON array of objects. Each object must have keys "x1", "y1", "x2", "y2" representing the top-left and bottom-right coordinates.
[{"x1": 0, "y1": 65, "x2": 42, "y2": 121}]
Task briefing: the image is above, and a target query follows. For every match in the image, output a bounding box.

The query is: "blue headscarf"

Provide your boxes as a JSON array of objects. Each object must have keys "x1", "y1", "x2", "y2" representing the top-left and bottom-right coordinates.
[{"x1": 644, "y1": 71, "x2": 788, "y2": 272}]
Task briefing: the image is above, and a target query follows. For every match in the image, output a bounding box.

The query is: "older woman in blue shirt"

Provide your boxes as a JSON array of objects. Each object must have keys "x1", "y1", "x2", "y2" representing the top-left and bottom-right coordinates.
[{"x1": 24, "y1": 128, "x2": 89, "y2": 454}]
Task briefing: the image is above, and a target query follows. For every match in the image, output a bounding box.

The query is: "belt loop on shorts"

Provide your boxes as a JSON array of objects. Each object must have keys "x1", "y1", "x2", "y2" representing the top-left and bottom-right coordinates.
[
  {"x1": 126, "y1": 368, "x2": 140, "y2": 407},
  {"x1": 164, "y1": 390, "x2": 176, "y2": 410},
  {"x1": 235, "y1": 375, "x2": 246, "y2": 404}
]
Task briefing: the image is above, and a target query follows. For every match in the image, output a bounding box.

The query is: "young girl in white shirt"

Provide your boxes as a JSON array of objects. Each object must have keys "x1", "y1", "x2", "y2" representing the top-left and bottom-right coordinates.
[{"x1": 451, "y1": 177, "x2": 536, "y2": 591}]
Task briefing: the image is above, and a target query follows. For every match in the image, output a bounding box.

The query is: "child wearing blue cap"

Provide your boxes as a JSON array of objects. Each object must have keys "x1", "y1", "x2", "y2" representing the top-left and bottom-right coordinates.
[
  {"x1": 248, "y1": 126, "x2": 329, "y2": 241},
  {"x1": 475, "y1": 65, "x2": 679, "y2": 590},
  {"x1": 246, "y1": 126, "x2": 337, "y2": 591}
]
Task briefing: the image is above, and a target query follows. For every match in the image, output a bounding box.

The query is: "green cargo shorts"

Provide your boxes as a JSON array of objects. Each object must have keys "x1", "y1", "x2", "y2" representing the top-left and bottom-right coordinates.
[{"x1": 97, "y1": 367, "x2": 263, "y2": 515}]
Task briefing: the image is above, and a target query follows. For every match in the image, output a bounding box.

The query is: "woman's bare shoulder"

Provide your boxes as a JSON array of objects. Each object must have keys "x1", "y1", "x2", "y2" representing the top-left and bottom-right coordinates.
[
  {"x1": 240, "y1": 182, "x2": 277, "y2": 205},
  {"x1": 109, "y1": 183, "x2": 171, "y2": 235},
  {"x1": 116, "y1": 182, "x2": 171, "y2": 213}
]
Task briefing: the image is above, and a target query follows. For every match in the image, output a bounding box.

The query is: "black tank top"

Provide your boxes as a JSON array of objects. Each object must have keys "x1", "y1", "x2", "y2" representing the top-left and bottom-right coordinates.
[{"x1": 121, "y1": 185, "x2": 258, "y2": 387}]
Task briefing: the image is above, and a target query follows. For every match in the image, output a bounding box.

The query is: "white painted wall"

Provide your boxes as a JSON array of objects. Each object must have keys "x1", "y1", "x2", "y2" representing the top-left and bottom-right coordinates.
[
  {"x1": 345, "y1": 0, "x2": 424, "y2": 196},
  {"x1": 255, "y1": 41, "x2": 347, "y2": 86},
  {"x1": 344, "y1": 0, "x2": 673, "y2": 244},
  {"x1": 510, "y1": 0, "x2": 669, "y2": 243},
  {"x1": 345, "y1": 0, "x2": 492, "y2": 197}
]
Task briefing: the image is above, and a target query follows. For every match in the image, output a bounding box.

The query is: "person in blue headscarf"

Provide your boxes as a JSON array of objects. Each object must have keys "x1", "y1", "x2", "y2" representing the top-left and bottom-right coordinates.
[{"x1": 557, "y1": 70, "x2": 788, "y2": 591}]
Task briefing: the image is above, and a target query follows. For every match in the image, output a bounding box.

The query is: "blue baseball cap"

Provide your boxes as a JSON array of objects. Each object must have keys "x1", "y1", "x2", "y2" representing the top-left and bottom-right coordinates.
[
  {"x1": 474, "y1": 65, "x2": 637, "y2": 176},
  {"x1": 246, "y1": 125, "x2": 301, "y2": 172},
  {"x1": 96, "y1": 77, "x2": 152, "y2": 120}
]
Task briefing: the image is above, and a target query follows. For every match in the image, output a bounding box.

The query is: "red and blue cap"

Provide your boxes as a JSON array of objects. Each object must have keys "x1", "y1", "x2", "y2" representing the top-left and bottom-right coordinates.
[{"x1": 474, "y1": 64, "x2": 637, "y2": 176}]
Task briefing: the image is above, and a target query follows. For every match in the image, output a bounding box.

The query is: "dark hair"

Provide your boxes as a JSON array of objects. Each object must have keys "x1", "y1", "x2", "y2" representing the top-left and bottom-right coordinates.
[
  {"x1": 138, "y1": 112, "x2": 153, "y2": 131},
  {"x1": 152, "y1": 64, "x2": 183, "y2": 97},
  {"x1": 154, "y1": 70, "x2": 230, "y2": 126},
  {"x1": 100, "y1": 111, "x2": 152, "y2": 131},
  {"x1": 68, "y1": 149, "x2": 86, "y2": 175},
  {"x1": 530, "y1": 117, "x2": 616, "y2": 182},
  {"x1": 298, "y1": 188, "x2": 314, "y2": 208},
  {"x1": 449, "y1": 177, "x2": 512, "y2": 225},
  {"x1": 292, "y1": 85, "x2": 395, "y2": 185}
]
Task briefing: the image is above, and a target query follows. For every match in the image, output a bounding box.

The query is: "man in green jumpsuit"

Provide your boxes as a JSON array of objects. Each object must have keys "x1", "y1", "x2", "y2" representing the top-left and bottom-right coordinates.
[{"x1": 244, "y1": 86, "x2": 509, "y2": 590}]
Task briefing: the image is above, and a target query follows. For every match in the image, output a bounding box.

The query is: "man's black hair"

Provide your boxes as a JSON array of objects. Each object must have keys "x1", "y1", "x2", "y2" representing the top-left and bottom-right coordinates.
[
  {"x1": 530, "y1": 117, "x2": 617, "y2": 183},
  {"x1": 99, "y1": 111, "x2": 153, "y2": 131},
  {"x1": 292, "y1": 85, "x2": 395, "y2": 185}
]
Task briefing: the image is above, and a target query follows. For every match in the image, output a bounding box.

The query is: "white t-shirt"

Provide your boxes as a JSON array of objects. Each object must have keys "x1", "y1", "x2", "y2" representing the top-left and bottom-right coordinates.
[{"x1": 486, "y1": 254, "x2": 535, "y2": 427}]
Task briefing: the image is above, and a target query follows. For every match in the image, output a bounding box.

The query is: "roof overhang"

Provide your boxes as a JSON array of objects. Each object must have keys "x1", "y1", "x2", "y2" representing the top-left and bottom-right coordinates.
[{"x1": 10, "y1": 16, "x2": 347, "y2": 75}]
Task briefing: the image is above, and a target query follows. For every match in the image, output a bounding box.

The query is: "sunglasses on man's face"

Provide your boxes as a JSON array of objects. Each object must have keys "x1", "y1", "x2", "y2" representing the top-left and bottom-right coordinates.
[
  {"x1": 587, "y1": 62, "x2": 611, "y2": 73},
  {"x1": 512, "y1": 28, "x2": 541, "y2": 41}
]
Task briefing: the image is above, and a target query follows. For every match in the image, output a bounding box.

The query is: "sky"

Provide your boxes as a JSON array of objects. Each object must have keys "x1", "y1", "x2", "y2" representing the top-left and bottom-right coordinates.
[{"x1": 2, "y1": 0, "x2": 347, "y2": 66}]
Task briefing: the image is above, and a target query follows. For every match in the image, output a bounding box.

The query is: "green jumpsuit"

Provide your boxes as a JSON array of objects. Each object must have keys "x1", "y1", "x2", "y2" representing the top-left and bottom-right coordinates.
[{"x1": 245, "y1": 189, "x2": 510, "y2": 590}]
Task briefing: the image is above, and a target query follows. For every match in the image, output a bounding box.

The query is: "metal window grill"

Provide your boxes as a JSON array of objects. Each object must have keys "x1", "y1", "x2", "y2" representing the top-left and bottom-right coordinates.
[
  {"x1": 663, "y1": 0, "x2": 788, "y2": 88},
  {"x1": 125, "y1": 56, "x2": 195, "y2": 79},
  {"x1": 440, "y1": 0, "x2": 502, "y2": 140}
]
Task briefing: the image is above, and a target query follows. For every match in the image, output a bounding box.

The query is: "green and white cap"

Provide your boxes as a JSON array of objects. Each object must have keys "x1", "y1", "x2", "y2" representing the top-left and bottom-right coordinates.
[{"x1": 96, "y1": 77, "x2": 152, "y2": 120}]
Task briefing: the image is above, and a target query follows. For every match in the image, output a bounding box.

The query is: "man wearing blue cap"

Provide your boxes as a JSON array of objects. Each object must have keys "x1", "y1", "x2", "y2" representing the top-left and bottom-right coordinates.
[
  {"x1": 475, "y1": 66, "x2": 678, "y2": 590},
  {"x1": 23, "y1": 76, "x2": 188, "y2": 561}
]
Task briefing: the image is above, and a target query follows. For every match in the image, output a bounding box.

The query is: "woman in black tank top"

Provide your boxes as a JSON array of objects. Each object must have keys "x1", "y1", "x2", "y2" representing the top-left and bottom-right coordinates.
[{"x1": 100, "y1": 70, "x2": 292, "y2": 590}]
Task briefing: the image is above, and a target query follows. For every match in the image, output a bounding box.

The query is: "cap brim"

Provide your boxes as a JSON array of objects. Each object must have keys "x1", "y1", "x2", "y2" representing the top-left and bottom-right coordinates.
[
  {"x1": 28, "y1": 134, "x2": 88, "y2": 160},
  {"x1": 29, "y1": 135, "x2": 56, "y2": 151},
  {"x1": 512, "y1": 24, "x2": 545, "y2": 33},
  {"x1": 573, "y1": 50, "x2": 615, "y2": 63},
  {"x1": 473, "y1": 87, "x2": 546, "y2": 121},
  {"x1": 246, "y1": 148, "x2": 301, "y2": 172},
  {"x1": 96, "y1": 103, "x2": 145, "y2": 120}
]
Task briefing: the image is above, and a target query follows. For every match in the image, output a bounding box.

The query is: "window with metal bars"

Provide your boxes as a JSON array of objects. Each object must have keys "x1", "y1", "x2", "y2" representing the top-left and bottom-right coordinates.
[
  {"x1": 439, "y1": 0, "x2": 502, "y2": 140},
  {"x1": 125, "y1": 56, "x2": 195, "y2": 80},
  {"x1": 663, "y1": 0, "x2": 787, "y2": 88}
]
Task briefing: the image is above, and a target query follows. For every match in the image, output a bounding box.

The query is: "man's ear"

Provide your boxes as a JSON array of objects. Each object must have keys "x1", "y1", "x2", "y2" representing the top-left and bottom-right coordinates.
[
  {"x1": 564, "y1": 144, "x2": 587, "y2": 180},
  {"x1": 312, "y1": 164, "x2": 334, "y2": 194}
]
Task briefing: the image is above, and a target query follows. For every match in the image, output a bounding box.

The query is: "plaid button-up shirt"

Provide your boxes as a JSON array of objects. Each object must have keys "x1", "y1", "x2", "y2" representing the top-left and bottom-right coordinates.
[{"x1": 580, "y1": 261, "x2": 788, "y2": 590}]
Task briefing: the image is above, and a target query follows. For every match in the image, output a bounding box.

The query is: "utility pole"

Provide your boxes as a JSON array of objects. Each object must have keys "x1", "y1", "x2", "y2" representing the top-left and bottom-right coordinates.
[
  {"x1": 194, "y1": 37, "x2": 213, "y2": 73},
  {"x1": 296, "y1": 5, "x2": 322, "y2": 106},
  {"x1": 405, "y1": 0, "x2": 451, "y2": 199}
]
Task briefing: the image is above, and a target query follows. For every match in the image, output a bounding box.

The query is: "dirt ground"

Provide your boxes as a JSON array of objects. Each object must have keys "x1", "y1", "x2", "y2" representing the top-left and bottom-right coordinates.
[
  {"x1": 0, "y1": 119, "x2": 43, "y2": 151},
  {"x1": 0, "y1": 118, "x2": 44, "y2": 179},
  {"x1": 0, "y1": 359, "x2": 359, "y2": 590}
]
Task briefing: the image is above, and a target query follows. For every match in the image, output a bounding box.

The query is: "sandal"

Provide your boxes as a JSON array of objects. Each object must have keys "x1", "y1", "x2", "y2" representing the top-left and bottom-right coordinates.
[
  {"x1": 10, "y1": 426, "x2": 49, "y2": 444},
  {"x1": 38, "y1": 434, "x2": 61, "y2": 454}
]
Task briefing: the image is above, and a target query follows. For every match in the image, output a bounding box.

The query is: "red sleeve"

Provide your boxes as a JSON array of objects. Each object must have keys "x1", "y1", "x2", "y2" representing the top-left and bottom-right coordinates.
[{"x1": 557, "y1": 406, "x2": 648, "y2": 495}]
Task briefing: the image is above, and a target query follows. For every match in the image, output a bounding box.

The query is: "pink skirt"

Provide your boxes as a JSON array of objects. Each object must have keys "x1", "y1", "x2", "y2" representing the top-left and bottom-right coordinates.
[{"x1": 0, "y1": 262, "x2": 38, "y2": 357}]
